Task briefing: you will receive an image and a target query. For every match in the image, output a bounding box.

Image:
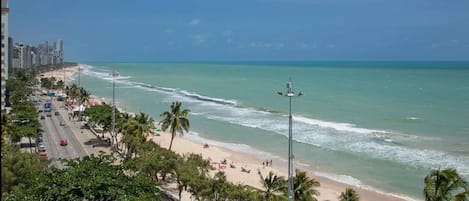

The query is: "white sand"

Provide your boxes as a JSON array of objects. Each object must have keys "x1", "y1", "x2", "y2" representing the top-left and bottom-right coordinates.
[{"x1": 152, "y1": 132, "x2": 407, "y2": 201}]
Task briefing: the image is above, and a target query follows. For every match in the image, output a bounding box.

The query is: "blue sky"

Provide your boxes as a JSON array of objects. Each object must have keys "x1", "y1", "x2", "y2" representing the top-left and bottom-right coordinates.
[{"x1": 9, "y1": 0, "x2": 469, "y2": 61}]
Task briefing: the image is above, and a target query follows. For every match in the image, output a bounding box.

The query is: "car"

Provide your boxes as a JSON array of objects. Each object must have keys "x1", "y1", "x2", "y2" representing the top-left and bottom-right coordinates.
[
  {"x1": 38, "y1": 109, "x2": 43, "y2": 113},
  {"x1": 37, "y1": 136, "x2": 43, "y2": 143},
  {"x1": 38, "y1": 143, "x2": 46, "y2": 151},
  {"x1": 38, "y1": 151, "x2": 47, "y2": 157},
  {"x1": 40, "y1": 115, "x2": 45, "y2": 120},
  {"x1": 55, "y1": 111, "x2": 60, "y2": 116},
  {"x1": 60, "y1": 139, "x2": 68, "y2": 146},
  {"x1": 60, "y1": 121, "x2": 65, "y2": 126},
  {"x1": 46, "y1": 113, "x2": 52, "y2": 117}
]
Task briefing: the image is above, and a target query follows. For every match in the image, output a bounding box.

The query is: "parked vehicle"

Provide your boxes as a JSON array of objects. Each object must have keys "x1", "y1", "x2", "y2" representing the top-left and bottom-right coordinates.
[
  {"x1": 60, "y1": 121, "x2": 65, "y2": 126},
  {"x1": 54, "y1": 111, "x2": 60, "y2": 116},
  {"x1": 38, "y1": 143, "x2": 46, "y2": 151},
  {"x1": 40, "y1": 115, "x2": 45, "y2": 120},
  {"x1": 38, "y1": 151, "x2": 47, "y2": 157}
]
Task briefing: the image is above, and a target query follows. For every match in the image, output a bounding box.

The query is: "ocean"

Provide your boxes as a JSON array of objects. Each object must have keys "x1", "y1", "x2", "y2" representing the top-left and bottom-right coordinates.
[{"x1": 73, "y1": 61, "x2": 469, "y2": 200}]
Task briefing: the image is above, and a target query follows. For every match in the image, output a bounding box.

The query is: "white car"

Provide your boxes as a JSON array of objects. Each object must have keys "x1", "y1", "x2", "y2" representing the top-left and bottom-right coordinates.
[{"x1": 38, "y1": 142, "x2": 46, "y2": 151}]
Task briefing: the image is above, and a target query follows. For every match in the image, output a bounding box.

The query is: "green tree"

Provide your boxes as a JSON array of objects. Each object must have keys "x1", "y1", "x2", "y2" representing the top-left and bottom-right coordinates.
[
  {"x1": 424, "y1": 168, "x2": 468, "y2": 201},
  {"x1": 259, "y1": 171, "x2": 287, "y2": 201},
  {"x1": 293, "y1": 171, "x2": 320, "y2": 201},
  {"x1": 159, "y1": 101, "x2": 191, "y2": 151},
  {"x1": 78, "y1": 87, "x2": 91, "y2": 105},
  {"x1": 3, "y1": 153, "x2": 161, "y2": 201},
  {"x1": 172, "y1": 153, "x2": 211, "y2": 200},
  {"x1": 65, "y1": 83, "x2": 79, "y2": 104},
  {"x1": 134, "y1": 112, "x2": 155, "y2": 138},
  {"x1": 1, "y1": 144, "x2": 49, "y2": 195},
  {"x1": 84, "y1": 104, "x2": 113, "y2": 138},
  {"x1": 10, "y1": 102, "x2": 41, "y2": 149},
  {"x1": 339, "y1": 188, "x2": 360, "y2": 201},
  {"x1": 121, "y1": 119, "x2": 147, "y2": 158},
  {"x1": 226, "y1": 184, "x2": 261, "y2": 201},
  {"x1": 55, "y1": 80, "x2": 64, "y2": 91}
]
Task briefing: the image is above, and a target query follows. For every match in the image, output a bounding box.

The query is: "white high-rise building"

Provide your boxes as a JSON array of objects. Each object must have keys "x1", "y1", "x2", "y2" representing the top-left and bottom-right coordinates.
[
  {"x1": 56, "y1": 39, "x2": 63, "y2": 64},
  {"x1": 1, "y1": 0, "x2": 9, "y2": 111}
]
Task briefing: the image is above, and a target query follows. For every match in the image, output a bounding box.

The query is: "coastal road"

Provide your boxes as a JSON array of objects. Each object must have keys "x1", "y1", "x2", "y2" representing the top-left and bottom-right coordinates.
[{"x1": 37, "y1": 95, "x2": 104, "y2": 168}]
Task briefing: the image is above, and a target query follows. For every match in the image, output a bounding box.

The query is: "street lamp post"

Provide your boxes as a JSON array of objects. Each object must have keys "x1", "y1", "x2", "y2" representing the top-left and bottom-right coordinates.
[
  {"x1": 277, "y1": 78, "x2": 303, "y2": 201},
  {"x1": 78, "y1": 66, "x2": 82, "y2": 121}
]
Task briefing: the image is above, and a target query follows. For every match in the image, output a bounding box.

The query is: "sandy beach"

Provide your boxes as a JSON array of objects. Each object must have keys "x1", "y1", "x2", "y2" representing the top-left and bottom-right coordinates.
[
  {"x1": 152, "y1": 131, "x2": 407, "y2": 201},
  {"x1": 38, "y1": 65, "x2": 81, "y2": 83},
  {"x1": 44, "y1": 64, "x2": 412, "y2": 201}
]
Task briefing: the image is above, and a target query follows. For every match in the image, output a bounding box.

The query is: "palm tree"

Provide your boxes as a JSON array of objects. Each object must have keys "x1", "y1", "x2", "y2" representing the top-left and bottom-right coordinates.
[
  {"x1": 453, "y1": 188, "x2": 468, "y2": 201},
  {"x1": 65, "y1": 84, "x2": 79, "y2": 104},
  {"x1": 78, "y1": 87, "x2": 91, "y2": 105},
  {"x1": 116, "y1": 112, "x2": 132, "y2": 151},
  {"x1": 134, "y1": 112, "x2": 155, "y2": 138},
  {"x1": 424, "y1": 168, "x2": 468, "y2": 201},
  {"x1": 339, "y1": 188, "x2": 360, "y2": 201},
  {"x1": 121, "y1": 119, "x2": 146, "y2": 158},
  {"x1": 259, "y1": 171, "x2": 287, "y2": 201},
  {"x1": 55, "y1": 80, "x2": 64, "y2": 91},
  {"x1": 293, "y1": 171, "x2": 320, "y2": 201},
  {"x1": 159, "y1": 102, "x2": 190, "y2": 151}
]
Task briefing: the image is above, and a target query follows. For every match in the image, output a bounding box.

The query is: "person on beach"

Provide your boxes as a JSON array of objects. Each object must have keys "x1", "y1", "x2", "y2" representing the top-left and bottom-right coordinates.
[{"x1": 270, "y1": 160, "x2": 272, "y2": 166}]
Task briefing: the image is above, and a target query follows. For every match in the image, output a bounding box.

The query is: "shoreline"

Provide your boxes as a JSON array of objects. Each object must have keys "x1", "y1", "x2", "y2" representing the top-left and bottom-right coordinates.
[
  {"x1": 153, "y1": 131, "x2": 413, "y2": 201},
  {"x1": 44, "y1": 64, "x2": 418, "y2": 201}
]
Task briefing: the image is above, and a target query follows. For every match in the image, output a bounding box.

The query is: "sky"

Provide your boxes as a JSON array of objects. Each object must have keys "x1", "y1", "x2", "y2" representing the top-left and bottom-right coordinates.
[{"x1": 8, "y1": 0, "x2": 469, "y2": 62}]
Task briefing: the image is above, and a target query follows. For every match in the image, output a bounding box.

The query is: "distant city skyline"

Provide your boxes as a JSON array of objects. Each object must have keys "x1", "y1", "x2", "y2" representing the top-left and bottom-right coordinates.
[{"x1": 9, "y1": 0, "x2": 469, "y2": 62}]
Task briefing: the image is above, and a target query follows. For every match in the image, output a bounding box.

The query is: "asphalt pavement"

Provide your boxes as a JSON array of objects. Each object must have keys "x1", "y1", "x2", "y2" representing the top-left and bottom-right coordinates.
[{"x1": 37, "y1": 95, "x2": 109, "y2": 168}]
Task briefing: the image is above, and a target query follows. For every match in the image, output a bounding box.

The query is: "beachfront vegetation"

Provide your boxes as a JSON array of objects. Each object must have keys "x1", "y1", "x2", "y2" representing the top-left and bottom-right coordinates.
[
  {"x1": 63, "y1": 83, "x2": 91, "y2": 105},
  {"x1": 294, "y1": 171, "x2": 321, "y2": 201},
  {"x1": 424, "y1": 168, "x2": 468, "y2": 201},
  {"x1": 339, "y1": 188, "x2": 360, "y2": 201},
  {"x1": 160, "y1": 101, "x2": 191, "y2": 151},
  {"x1": 3, "y1": 154, "x2": 161, "y2": 201},
  {"x1": 1, "y1": 144, "x2": 49, "y2": 195},
  {"x1": 84, "y1": 104, "x2": 113, "y2": 138},
  {"x1": 259, "y1": 171, "x2": 288, "y2": 201}
]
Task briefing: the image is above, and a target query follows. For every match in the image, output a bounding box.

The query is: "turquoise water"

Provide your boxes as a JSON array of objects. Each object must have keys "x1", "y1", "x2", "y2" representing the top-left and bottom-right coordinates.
[{"x1": 75, "y1": 61, "x2": 469, "y2": 199}]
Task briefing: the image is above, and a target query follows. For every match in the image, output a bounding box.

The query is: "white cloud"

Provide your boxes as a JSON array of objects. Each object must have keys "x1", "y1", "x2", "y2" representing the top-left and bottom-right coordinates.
[
  {"x1": 327, "y1": 44, "x2": 336, "y2": 49},
  {"x1": 241, "y1": 41, "x2": 285, "y2": 49},
  {"x1": 164, "y1": 28, "x2": 174, "y2": 33},
  {"x1": 431, "y1": 43, "x2": 440, "y2": 49},
  {"x1": 226, "y1": 38, "x2": 233, "y2": 44},
  {"x1": 189, "y1": 19, "x2": 201, "y2": 25}
]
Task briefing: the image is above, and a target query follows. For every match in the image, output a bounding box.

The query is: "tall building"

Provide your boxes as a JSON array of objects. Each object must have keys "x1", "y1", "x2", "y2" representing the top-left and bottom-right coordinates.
[
  {"x1": 8, "y1": 36, "x2": 12, "y2": 70},
  {"x1": 1, "y1": 0, "x2": 9, "y2": 111},
  {"x1": 56, "y1": 39, "x2": 63, "y2": 64}
]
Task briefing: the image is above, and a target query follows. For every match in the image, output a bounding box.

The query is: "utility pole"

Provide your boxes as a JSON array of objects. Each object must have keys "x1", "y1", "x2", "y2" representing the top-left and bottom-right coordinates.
[
  {"x1": 277, "y1": 78, "x2": 303, "y2": 201},
  {"x1": 112, "y1": 68, "x2": 117, "y2": 147}
]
